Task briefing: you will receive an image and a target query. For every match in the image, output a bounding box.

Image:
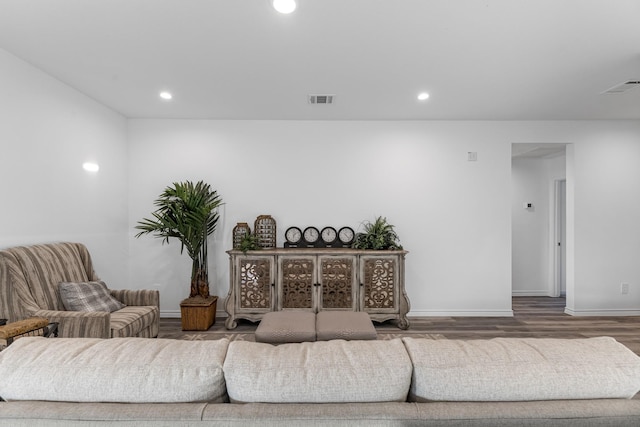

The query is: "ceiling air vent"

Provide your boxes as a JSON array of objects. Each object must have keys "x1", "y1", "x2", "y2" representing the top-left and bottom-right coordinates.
[
  {"x1": 603, "y1": 81, "x2": 640, "y2": 94},
  {"x1": 308, "y1": 94, "x2": 335, "y2": 104}
]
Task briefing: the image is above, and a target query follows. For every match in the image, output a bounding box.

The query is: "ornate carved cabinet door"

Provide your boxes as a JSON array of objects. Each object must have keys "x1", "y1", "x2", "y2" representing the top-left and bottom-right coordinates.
[
  {"x1": 226, "y1": 249, "x2": 409, "y2": 330},
  {"x1": 278, "y1": 256, "x2": 316, "y2": 310},
  {"x1": 317, "y1": 255, "x2": 357, "y2": 311},
  {"x1": 225, "y1": 255, "x2": 275, "y2": 329},
  {"x1": 359, "y1": 253, "x2": 410, "y2": 329}
]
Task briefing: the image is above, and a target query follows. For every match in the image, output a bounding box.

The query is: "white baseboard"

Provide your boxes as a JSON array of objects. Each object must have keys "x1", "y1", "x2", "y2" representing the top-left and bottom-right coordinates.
[
  {"x1": 565, "y1": 308, "x2": 640, "y2": 316},
  {"x1": 160, "y1": 310, "x2": 181, "y2": 318},
  {"x1": 512, "y1": 290, "x2": 553, "y2": 297},
  {"x1": 160, "y1": 310, "x2": 227, "y2": 319},
  {"x1": 408, "y1": 309, "x2": 514, "y2": 317},
  {"x1": 162, "y1": 309, "x2": 515, "y2": 318},
  {"x1": 160, "y1": 310, "x2": 229, "y2": 318},
  {"x1": 160, "y1": 296, "x2": 228, "y2": 318},
  {"x1": 163, "y1": 307, "x2": 640, "y2": 318}
]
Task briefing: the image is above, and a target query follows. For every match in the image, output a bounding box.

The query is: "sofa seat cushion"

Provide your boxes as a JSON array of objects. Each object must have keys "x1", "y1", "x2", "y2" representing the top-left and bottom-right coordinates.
[
  {"x1": 0, "y1": 337, "x2": 229, "y2": 403},
  {"x1": 403, "y1": 336, "x2": 640, "y2": 402},
  {"x1": 223, "y1": 338, "x2": 412, "y2": 403},
  {"x1": 0, "y1": 401, "x2": 211, "y2": 424},
  {"x1": 110, "y1": 306, "x2": 158, "y2": 338}
]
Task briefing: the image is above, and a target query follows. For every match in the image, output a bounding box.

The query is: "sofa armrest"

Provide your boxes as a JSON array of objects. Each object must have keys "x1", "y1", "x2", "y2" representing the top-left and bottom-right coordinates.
[
  {"x1": 110, "y1": 289, "x2": 159, "y2": 308},
  {"x1": 33, "y1": 309, "x2": 110, "y2": 338}
]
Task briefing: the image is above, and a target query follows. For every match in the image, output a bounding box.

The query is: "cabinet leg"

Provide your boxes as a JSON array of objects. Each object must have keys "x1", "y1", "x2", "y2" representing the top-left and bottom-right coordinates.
[
  {"x1": 225, "y1": 316, "x2": 238, "y2": 330},
  {"x1": 397, "y1": 316, "x2": 410, "y2": 330}
]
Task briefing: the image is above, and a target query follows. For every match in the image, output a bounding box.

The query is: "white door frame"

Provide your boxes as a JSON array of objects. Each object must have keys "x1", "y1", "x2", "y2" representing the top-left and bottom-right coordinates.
[{"x1": 552, "y1": 179, "x2": 567, "y2": 297}]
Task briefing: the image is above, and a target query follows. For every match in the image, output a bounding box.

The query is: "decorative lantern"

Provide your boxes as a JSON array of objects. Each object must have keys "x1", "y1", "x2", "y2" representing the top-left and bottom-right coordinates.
[
  {"x1": 232, "y1": 223, "x2": 251, "y2": 250},
  {"x1": 254, "y1": 215, "x2": 276, "y2": 249}
]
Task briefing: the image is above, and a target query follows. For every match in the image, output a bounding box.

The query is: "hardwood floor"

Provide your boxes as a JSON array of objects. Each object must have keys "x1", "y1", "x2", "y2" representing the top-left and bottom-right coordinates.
[
  {"x1": 159, "y1": 296, "x2": 640, "y2": 355},
  {"x1": 398, "y1": 297, "x2": 640, "y2": 354}
]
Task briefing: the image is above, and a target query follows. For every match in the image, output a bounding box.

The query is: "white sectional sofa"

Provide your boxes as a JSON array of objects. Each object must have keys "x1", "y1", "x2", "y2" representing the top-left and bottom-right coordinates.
[{"x1": 1, "y1": 336, "x2": 640, "y2": 426}]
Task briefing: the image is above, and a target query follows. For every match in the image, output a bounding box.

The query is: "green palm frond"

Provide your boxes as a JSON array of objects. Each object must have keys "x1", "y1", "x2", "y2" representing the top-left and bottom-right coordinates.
[{"x1": 135, "y1": 180, "x2": 223, "y2": 298}]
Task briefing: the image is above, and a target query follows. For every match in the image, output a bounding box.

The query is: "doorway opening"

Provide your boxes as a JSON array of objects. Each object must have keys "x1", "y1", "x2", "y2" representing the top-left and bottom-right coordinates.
[{"x1": 511, "y1": 143, "x2": 569, "y2": 304}]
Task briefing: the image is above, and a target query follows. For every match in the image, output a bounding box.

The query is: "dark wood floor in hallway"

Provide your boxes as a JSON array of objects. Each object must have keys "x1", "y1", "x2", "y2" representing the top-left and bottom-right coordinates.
[{"x1": 159, "y1": 296, "x2": 640, "y2": 355}]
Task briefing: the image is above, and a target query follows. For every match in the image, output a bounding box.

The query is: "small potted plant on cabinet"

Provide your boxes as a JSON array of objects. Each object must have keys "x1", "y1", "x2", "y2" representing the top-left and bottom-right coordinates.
[
  {"x1": 352, "y1": 216, "x2": 403, "y2": 250},
  {"x1": 238, "y1": 232, "x2": 260, "y2": 254},
  {"x1": 135, "y1": 180, "x2": 223, "y2": 331}
]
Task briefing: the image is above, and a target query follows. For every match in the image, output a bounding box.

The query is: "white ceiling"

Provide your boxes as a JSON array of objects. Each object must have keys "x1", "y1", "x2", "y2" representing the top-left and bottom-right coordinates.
[{"x1": 1, "y1": 0, "x2": 639, "y2": 120}]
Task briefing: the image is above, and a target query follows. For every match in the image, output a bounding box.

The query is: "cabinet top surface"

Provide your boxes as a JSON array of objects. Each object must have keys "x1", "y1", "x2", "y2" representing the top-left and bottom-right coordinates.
[{"x1": 227, "y1": 248, "x2": 408, "y2": 256}]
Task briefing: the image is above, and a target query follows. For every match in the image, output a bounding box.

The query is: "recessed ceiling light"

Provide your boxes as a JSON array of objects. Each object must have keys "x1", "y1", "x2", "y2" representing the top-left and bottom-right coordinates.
[
  {"x1": 82, "y1": 162, "x2": 99, "y2": 172},
  {"x1": 159, "y1": 91, "x2": 173, "y2": 100},
  {"x1": 272, "y1": 0, "x2": 297, "y2": 14},
  {"x1": 417, "y1": 92, "x2": 430, "y2": 101}
]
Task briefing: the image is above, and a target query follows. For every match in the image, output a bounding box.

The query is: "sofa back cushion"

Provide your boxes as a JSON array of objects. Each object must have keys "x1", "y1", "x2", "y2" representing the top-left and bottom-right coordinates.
[
  {"x1": 223, "y1": 338, "x2": 412, "y2": 403},
  {"x1": 1, "y1": 243, "x2": 97, "y2": 313},
  {"x1": 0, "y1": 337, "x2": 229, "y2": 403},
  {"x1": 403, "y1": 336, "x2": 640, "y2": 402},
  {"x1": 0, "y1": 252, "x2": 33, "y2": 322}
]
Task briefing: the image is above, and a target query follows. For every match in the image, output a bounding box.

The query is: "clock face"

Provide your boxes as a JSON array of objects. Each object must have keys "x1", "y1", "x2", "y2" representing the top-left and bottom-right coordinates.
[
  {"x1": 321, "y1": 226, "x2": 337, "y2": 244},
  {"x1": 285, "y1": 226, "x2": 302, "y2": 244},
  {"x1": 303, "y1": 226, "x2": 320, "y2": 244},
  {"x1": 338, "y1": 226, "x2": 355, "y2": 244}
]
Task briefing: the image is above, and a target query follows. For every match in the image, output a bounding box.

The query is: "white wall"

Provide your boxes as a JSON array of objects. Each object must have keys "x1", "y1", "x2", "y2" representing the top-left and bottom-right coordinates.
[
  {"x1": 0, "y1": 49, "x2": 129, "y2": 286},
  {"x1": 127, "y1": 120, "x2": 514, "y2": 317},
  {"x1": 3, "y1": 48, "x2": 639, "y2": 318},
  {"x1": 569, "y1": 125, "x2": 640, "y2": 314},
  {"x1": 512, "y1": 153, "x2": 566, "y2": 296},
  {"x1": 128, "y1": 120, "x2": 640, "y2": 318}
]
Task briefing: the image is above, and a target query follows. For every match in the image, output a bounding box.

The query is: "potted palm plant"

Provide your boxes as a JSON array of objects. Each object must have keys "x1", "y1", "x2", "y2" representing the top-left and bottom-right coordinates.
[{"x1": 135, "y1": 180, "x2": 223, "y2": 331}]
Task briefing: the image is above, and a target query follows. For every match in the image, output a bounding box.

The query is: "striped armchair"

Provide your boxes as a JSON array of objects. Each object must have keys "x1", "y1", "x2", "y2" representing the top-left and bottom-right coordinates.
[{"x1": 0, "y1": 242, "x2": 159, "y2": 338}]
